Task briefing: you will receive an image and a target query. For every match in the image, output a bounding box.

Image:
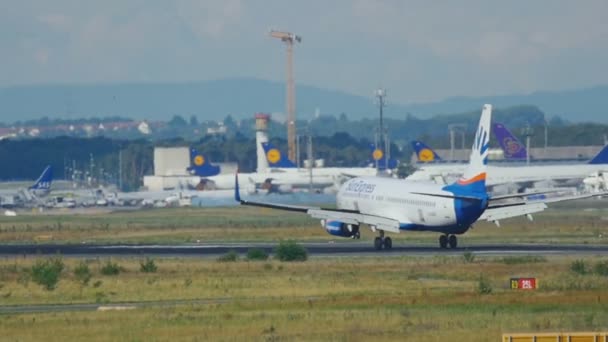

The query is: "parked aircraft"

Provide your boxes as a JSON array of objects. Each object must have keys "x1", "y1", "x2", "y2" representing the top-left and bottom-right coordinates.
[
  {"x1": 186, "y1": 145, "x2": 359, "y2": 193},
  {"x1": 0, "y1": 165, "x2": 53, "y2": 207},
  {"x1": 407, "y1": 143, "x2": 608, "y2": 190},
  {"x1": 236, "y1": 104, "x2": 601, "y2": 249},
  {"x1": 261, "y1": 141, "x2": 381, "y2": 177}
]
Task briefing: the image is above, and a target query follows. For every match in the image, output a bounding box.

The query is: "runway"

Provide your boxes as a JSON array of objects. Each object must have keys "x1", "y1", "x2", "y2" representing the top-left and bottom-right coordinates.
[{"x1": 1, "y1": 242, "x2": 608, "y2": 257}]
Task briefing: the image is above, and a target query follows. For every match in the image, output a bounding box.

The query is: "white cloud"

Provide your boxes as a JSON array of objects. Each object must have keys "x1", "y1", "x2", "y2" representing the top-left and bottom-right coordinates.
[{"x1": 1, "y1": 1, "x2": 607, "y2": 101}]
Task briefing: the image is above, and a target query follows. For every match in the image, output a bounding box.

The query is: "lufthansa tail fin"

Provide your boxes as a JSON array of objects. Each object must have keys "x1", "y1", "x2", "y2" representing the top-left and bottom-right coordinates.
[
  {"x1": 262, "y1": 142, "x2": 297, "y2": 168},
  {"x1": 369, "y1": 144, "x2": 399, "y2": 169},
  {"x1": 29, "y1": 165, "x2": 53, "y2": 191},
  {"x1": 589, "y1": 145, "x2": 608, "y2": 164},
  {"x1": 410, "y1": 141, "x2": 442, "y2": 162},
  {"x1": 187, "y1": 148, "x2": 221, "y2": 177},
  {"x1": 444, "y1": 104, "x2": 492, "y2": 194},
  {"x1": 492, "y1": 122, "x2": 527, "y2": 160}
]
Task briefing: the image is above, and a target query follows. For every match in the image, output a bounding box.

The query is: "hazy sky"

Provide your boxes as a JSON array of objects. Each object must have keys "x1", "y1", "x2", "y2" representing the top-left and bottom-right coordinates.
[{"x1": 2, "y1": 0, "x2": 608, "y2": 103}]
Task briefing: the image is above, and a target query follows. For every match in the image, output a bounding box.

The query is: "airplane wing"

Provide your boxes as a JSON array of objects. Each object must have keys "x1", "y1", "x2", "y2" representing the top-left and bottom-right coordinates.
[{"x1": 235, "y1": 175, "x2": 402, "y2": 233}]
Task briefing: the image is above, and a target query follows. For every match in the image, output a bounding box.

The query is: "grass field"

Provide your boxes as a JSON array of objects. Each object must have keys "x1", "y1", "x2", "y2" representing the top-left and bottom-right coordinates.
[
  {"x1": 0, "y1": 200, "x2": 607, "y2": 246},
  {"x1": 0, "y1": 255, "x2": 607, "y2": 340},
  {"x1": 1, "y1": 201, "x2": 607, "y2": 340}
]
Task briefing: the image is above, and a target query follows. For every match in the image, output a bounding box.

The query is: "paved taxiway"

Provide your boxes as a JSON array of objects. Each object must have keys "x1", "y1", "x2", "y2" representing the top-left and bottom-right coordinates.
[{"x1": 1, "y1": 242, "x2": 607, "y2": 257}]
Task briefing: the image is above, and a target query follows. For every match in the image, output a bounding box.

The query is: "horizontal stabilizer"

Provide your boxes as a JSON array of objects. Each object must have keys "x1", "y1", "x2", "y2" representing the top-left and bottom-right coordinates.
[
  {"x1": 480, "y1": 202, "x2": 547, "y2": 221},
  {"x1": 410, "y1": 192, "x2": 483, "y2": 201},
  {"x1": 489, "y1": 189, "x2": 561, "y2": 201}
]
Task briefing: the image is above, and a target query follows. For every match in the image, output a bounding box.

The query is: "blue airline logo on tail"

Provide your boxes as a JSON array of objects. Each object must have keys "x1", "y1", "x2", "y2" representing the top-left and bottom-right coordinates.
[
  {"x1": 411, "y1": 141, "x2": 441, "y2": 162},
  {"x1": 188, "y1": 148, "x2": 221, "y2": 177},
  {"x1": 29, "y1": 165, "x2": 53, "y2": 191},
  {"x1": 262, "y1": 142, "x2": 297, "y2": 168}
]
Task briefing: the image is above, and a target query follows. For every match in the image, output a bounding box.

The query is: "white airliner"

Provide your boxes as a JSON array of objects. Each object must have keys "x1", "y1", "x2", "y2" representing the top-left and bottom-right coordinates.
[
  {"x1": 202, "y1": 168, "x2": 346, "y2": 193},
  {"x1": 235, "y1": 104, "x2": 600, "y2": 249},
  {"x1": 407, "y1": 145, "x2": 608, "y2": 190},
  {"x1": 0, "y1": 165, "x2": 53, "y2": 207}
]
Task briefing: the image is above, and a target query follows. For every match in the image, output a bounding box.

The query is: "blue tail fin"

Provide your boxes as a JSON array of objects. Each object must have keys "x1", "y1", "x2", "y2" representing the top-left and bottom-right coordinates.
[
  {"x1": 589, "y1": 145, "x2": 608, "y2": 164},
  {"x1": 493, "y1": 122, "x2": 527, "y2": 160},
  {"x1": 411, "y1": 141, "x2": 442, "y2": 162},
  {"x1": 262, "y1": 142, "x2": 297, "y2": 168},
  {"x1": 29, "y1": 165, "x2": 53, "y2": 191},
  {"x1": 187, "y1": 148, "x2": 221, "y2": 177},
  {"x1": 443, "y1": 104, "x2": 492, "y2": 195},
  {"x1": 369, "y1": 144, "x2": 398, "y2": 169}
]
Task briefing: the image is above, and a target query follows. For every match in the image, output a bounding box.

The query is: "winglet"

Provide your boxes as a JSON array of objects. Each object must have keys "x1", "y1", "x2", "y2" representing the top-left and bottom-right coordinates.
[{"x1": 234, "y1": 172, "x2": 242, "y2": 203}]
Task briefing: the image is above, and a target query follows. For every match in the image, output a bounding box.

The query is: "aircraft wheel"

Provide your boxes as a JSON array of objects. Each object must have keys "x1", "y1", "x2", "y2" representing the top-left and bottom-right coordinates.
[
  {"x1": 374, "y1": 237, "x2": 383, "y2": 250},
  {"x1": 439, "y1": 235, "x2": 448, "y2": 249},
  {"x1": 384, "y1": 237, "x2": 392, "y2": 249},
  {"x1": 354, "y1": 230, "x2": 361, "y2": 240},
  {"x1": 448, "y1": 235, "x2": 458, "y2": 249}
]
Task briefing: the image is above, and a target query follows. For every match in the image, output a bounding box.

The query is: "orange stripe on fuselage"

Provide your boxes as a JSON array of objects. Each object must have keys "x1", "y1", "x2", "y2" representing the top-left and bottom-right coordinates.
[{"x1": 457, "y1": 172, "x2": 486, "y2": 185}]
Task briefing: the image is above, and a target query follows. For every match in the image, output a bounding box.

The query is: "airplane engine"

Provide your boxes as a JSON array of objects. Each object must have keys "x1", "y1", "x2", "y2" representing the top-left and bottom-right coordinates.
[{"x1": 322, "y1": 220, "x2": 360, "y2": 238}]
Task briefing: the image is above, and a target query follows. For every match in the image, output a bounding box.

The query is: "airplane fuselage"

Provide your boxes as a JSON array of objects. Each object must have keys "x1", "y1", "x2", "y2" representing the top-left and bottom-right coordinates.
[
  {"x1": 408, "y1": 163, "x2": 608, "y2": 186},
  {"x1": 336, "y1": 177, "x2": 486, "y2": 235}
]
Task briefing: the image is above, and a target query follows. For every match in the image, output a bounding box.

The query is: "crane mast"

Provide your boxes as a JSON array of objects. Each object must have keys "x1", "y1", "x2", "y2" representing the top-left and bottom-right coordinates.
[{"x1": 270, "y1": 30, "x2": 301, "y2": 163}]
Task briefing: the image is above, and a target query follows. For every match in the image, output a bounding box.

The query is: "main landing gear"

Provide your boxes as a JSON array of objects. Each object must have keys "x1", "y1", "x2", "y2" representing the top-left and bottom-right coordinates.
[
  {"x1": 439, "y1": 234, "x2": 458, "y2": 249},
  {"x1": 373, "y1": 230, "x2": 392, "y2": 250}
]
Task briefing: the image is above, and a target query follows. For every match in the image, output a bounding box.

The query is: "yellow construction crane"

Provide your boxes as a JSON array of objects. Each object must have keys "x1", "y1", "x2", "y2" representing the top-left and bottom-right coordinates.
[{"x1": 269, "y1": 30, "x2": 301, "y2": 163}]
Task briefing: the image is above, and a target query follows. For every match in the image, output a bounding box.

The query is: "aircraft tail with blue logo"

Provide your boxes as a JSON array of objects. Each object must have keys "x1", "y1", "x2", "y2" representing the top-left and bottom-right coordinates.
[
  {"x1": 444, "y1": 104, "x2": 492, "y2": 195},
  {"x1": 493, "y1": 122, "x2": 527, "y2": 160},
  {"x1": 589, "y1": 145, "x2": 608, "y2": 164},
  {"x1": 187, "y1": 148, "x2": 221, "y2": 177},
  {"x1": 411, "y1": 141, "x2": 442, "y2": 162},
  {"x1": 29, "y1": 165, "x2": 53, "y2": 191},
  {"x1": 262, "y1": 142, "x2": 297, "y2": 168}
]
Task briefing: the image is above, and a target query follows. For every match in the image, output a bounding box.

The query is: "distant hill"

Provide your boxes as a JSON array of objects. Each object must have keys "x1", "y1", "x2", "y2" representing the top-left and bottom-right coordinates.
[
  {"x1": 404, "y1": 85, "x2": 608, "y2": 123},
  {"x1": 0, "y1": 78, "x2": 390, "y2": 123},
  {"x1": 0, "y1": 79, "x2": 606, "y2": 123}
]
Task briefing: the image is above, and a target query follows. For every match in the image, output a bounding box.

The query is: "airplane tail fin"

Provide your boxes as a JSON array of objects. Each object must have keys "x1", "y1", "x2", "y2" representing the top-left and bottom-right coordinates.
[
  {"x1": 187, "y1": 148, "x2": 221, "y2": 177},
  {"x1": 493, "y1": 122, "x2": 527, "y2": 159},
  {"x1": 369, "y1": 144, "x2": 399, "y2": 169},
  {"x1": 589, "y1": 145, "x2": 608, "y2": 164},
  {"x1": 262, "y1": 142, "x2": 297, "y2": 168},
  {"x1": 410, "y1": 141, "x2": 442, "y2": 162},
  {"x1": 29, "y1": 165, "x2": 53, "y2": 191},
  {"x1": 445, "y1": 104, "x2": 492, "y2": 194}
]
